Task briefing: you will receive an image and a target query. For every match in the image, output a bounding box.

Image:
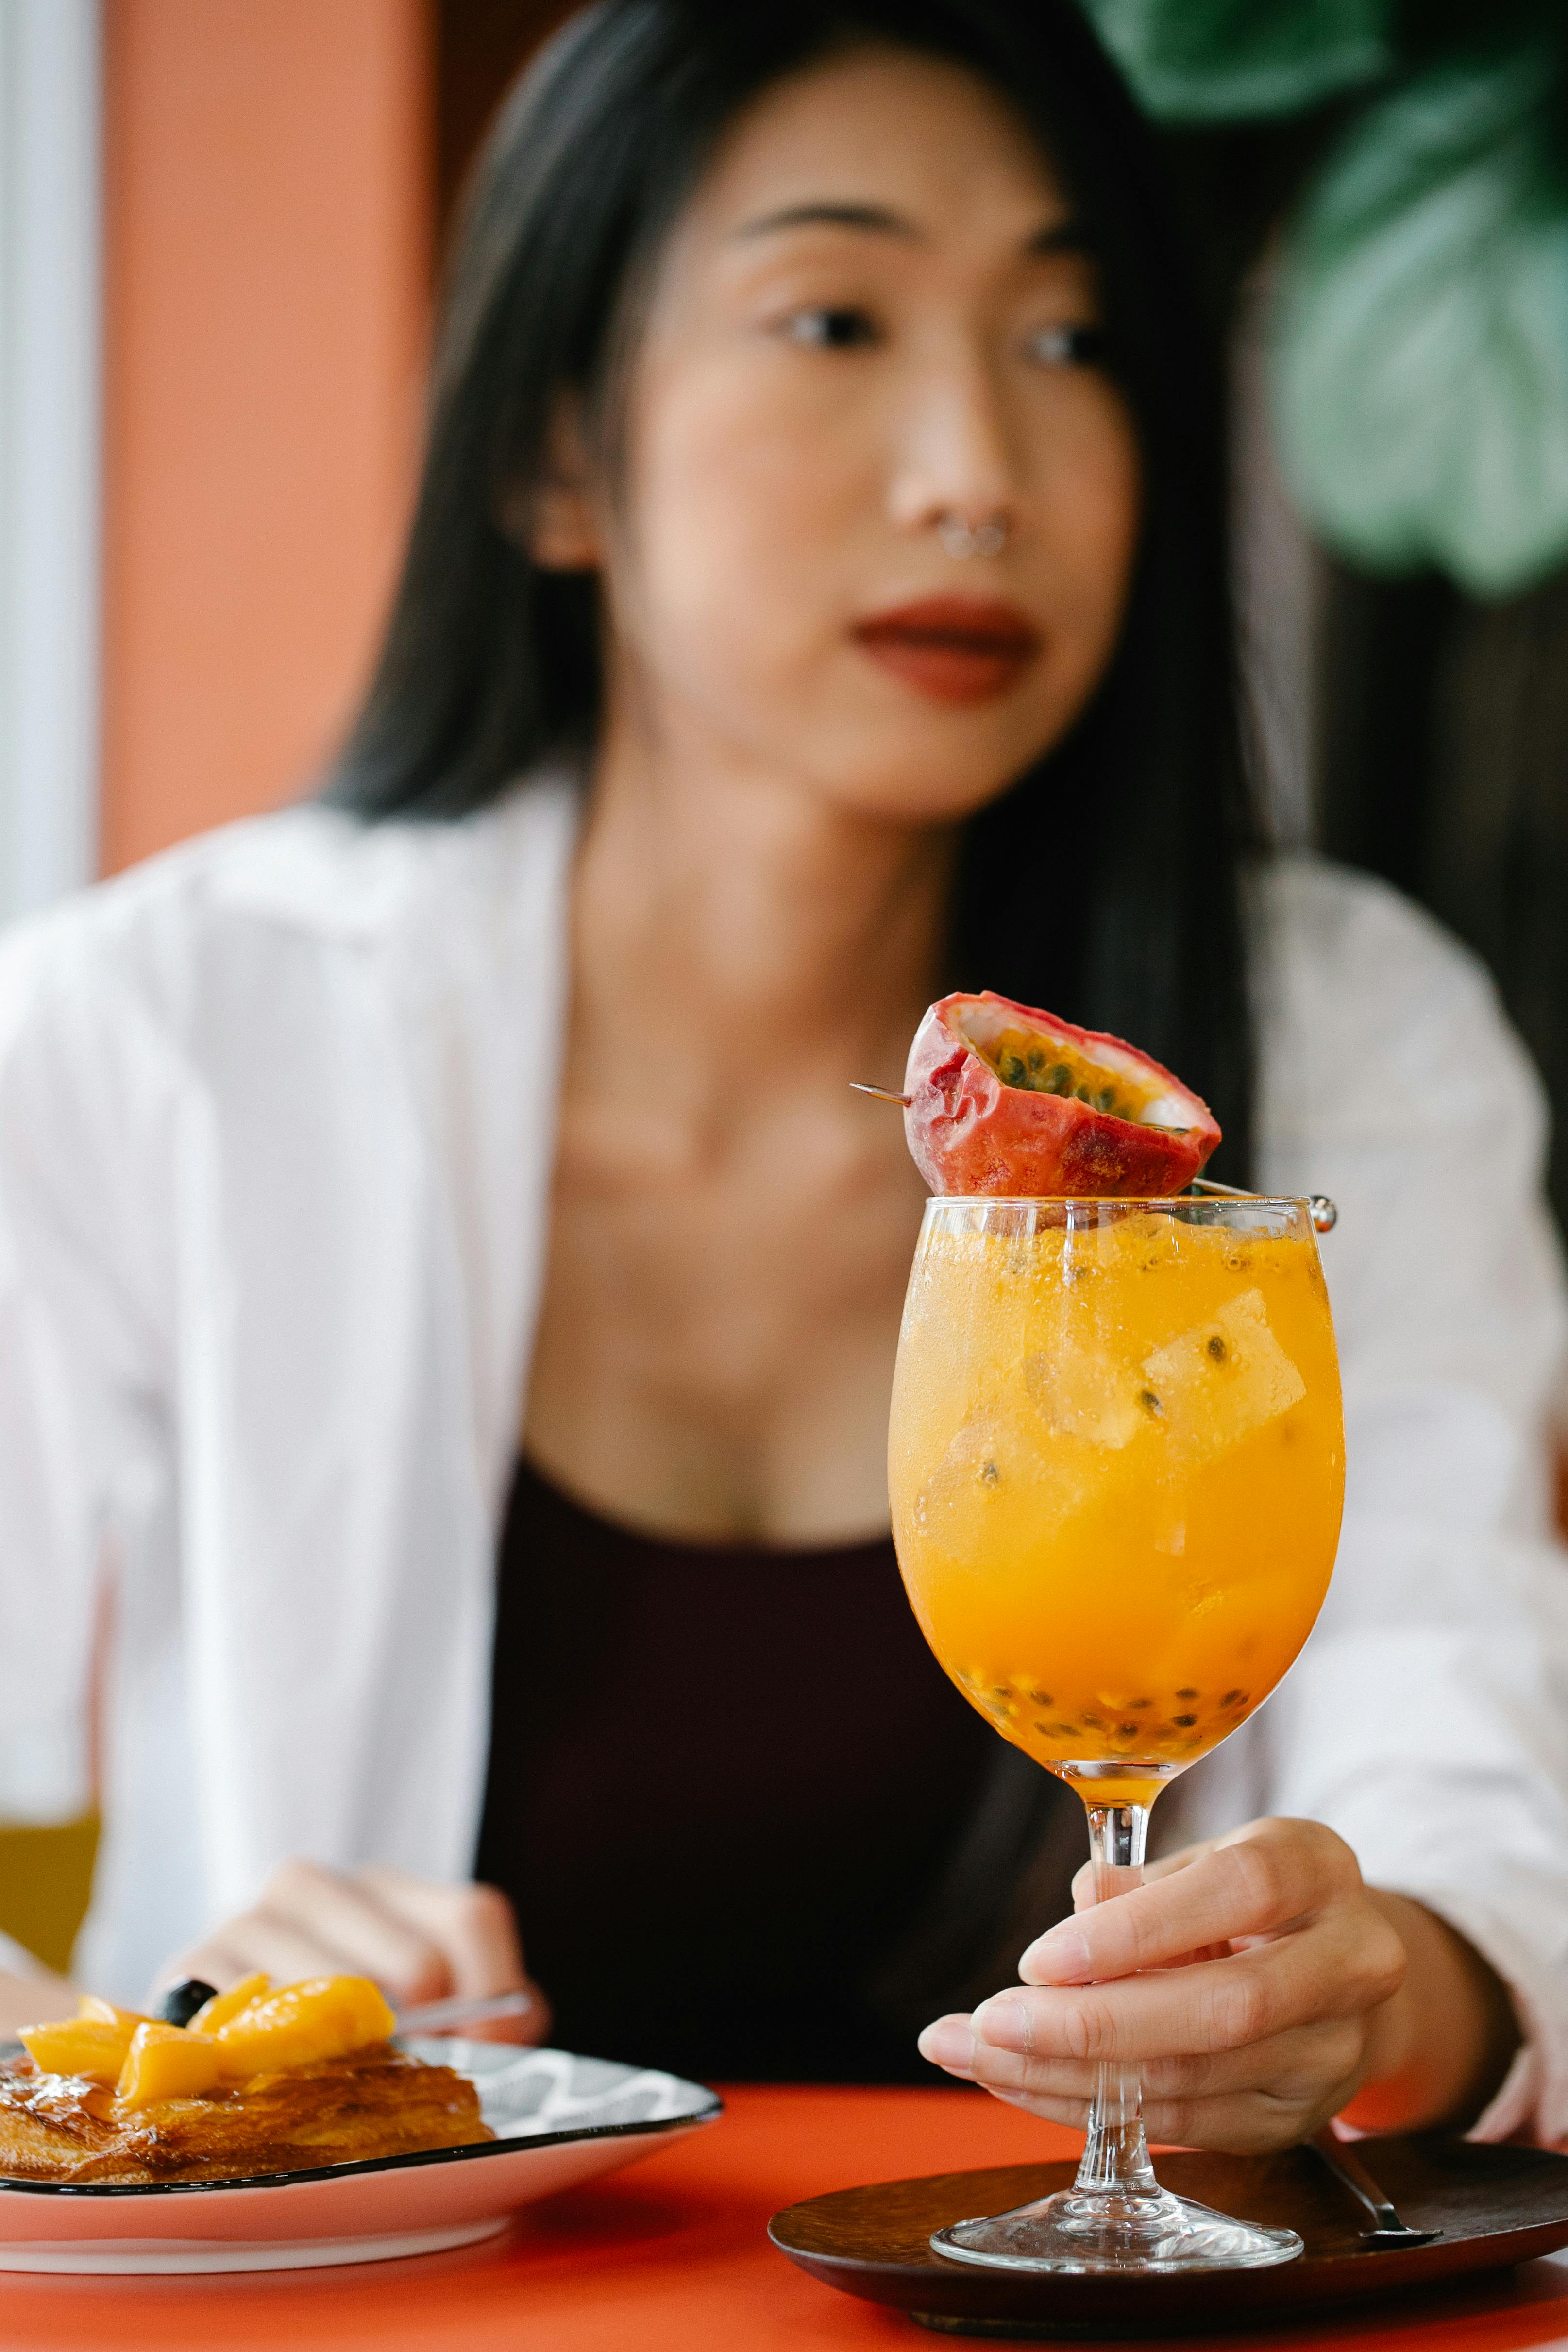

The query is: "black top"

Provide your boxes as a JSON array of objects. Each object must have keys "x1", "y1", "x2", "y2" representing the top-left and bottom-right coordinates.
[{"x1": 475, "y1": 1457, "x2": 999, "y2": 2082}]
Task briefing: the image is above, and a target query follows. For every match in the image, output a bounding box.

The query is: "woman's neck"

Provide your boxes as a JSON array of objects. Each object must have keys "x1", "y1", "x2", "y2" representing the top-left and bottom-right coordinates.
[{"x1": 571, "y1": 702, "x2": 954, "y2": 1105}]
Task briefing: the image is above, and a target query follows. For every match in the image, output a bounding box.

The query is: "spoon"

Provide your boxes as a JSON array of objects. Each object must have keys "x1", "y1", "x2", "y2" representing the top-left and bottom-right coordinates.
[{"x1": 1310, "y1": 2126, "x2": 1442, "y2": 2247}]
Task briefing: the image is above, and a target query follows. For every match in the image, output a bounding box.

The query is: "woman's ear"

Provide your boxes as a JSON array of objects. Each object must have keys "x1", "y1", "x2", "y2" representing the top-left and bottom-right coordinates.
[{"x1": 503, "y1": 396, "x2": 603, "y2": 570}]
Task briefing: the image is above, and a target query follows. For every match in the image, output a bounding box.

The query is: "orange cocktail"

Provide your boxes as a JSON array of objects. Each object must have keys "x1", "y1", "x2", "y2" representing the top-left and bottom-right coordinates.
[{"x1": 889, "y1": 1198, "x2": 1343, "y2": 1806}]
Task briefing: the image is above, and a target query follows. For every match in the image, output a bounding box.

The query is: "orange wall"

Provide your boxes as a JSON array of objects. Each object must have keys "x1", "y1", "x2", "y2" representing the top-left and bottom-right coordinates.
[{"x1": 101, "y1": 0, "x2": 432, "y2": 874}]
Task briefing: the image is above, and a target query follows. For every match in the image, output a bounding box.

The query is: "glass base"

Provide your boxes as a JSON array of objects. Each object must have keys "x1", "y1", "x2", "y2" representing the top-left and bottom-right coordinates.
[{"x1": 931, "y1": 2185, "x2": 1303, "y2": 2275}]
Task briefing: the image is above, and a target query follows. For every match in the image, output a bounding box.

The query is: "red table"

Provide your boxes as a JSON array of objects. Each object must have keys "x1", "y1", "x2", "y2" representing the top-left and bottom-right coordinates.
[{"x1": 2, "y1": 2086, "x2": 1565, "y2": 2351}]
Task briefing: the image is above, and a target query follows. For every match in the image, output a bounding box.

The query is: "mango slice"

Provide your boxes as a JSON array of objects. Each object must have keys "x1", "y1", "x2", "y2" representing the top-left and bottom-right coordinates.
[
  {"x1": 187, "y1": 1972, "x2": 271, "y2": 2036},
  {"x1": 211, "y1": 1975, "x2": 396, "y2": 2081},
  {"x1": 114, "y1": 2019, "x2": 224, "y2": 2108},
  {"x1": 19, "y1": 2018, "x2": 136, "y2": 2085},
  {"x1": 78, "y1": 1995, "x2": 156, "y2": 2033}
]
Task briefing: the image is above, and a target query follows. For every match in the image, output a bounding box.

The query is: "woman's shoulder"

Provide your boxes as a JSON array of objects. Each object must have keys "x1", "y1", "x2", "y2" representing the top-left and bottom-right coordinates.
[
  {"x1": 0, "y1": 773, "x2": 577, "y2": 1041},
  {"x1": 1249, "y1": 850, "x2": 1544, "y2": 1151},
  {"x1": 1253, "y1": 851, "x2": 1499, "y2": 1022}
]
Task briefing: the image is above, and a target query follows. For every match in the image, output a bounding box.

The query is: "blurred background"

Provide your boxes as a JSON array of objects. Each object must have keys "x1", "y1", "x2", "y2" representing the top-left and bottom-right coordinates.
[{"x1": 1, "y1": 0, "x2": 1565, "y2": 1975}]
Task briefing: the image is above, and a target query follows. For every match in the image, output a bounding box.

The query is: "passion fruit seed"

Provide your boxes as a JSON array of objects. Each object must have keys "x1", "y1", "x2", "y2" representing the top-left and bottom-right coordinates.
[
  {"x1": 1207, "y1": 1335, "x2": 1227, "y2": 1361},
  {"x1": 1176, "y1": 1687, "x2": 1199, "y2": 1699},
  {"x1": 994, "y1": 1039, "x2": 1119, "y2": 1102},
  {"x1": 1138, "y1": 1388, "x2": 1162, "y2": 1414},
  {"x1": 1172, "y1": 1714, "x2": 1197, "y2": 1728}
]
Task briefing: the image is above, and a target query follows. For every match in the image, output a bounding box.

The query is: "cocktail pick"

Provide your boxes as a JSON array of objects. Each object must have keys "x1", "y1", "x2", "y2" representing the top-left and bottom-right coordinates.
[
  {"x1": 850, "y1": 1084, "x2": 1338, "y2": 1232},
  {"x1": 1192, "y1": 1174, "x2": 1338, "y2": 1233}
]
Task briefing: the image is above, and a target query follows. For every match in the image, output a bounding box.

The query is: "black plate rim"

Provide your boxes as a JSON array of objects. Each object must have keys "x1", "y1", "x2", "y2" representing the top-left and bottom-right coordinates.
[{"x1": 0, "y1": 2062, "x2": 723, "y2": 2200}]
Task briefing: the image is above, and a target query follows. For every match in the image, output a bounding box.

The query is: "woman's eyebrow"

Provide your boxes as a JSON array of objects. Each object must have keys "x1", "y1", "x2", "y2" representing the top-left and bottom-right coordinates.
[
  {"x1": 732, "y1": 201, "x2": 923, "y2": 242},
  {"x1": 730, "y1": 202, "x2": 1092, "y2": 252}
]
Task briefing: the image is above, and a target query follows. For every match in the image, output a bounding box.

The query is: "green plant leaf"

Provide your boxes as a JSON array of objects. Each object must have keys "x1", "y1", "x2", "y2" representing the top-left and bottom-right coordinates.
[
  {"x1": 1076, "y1": 0, "x2": 1392, "y2": 121},
  {"x1": 1273, "y1": 42, "x2": 1568, "y2": 596}
]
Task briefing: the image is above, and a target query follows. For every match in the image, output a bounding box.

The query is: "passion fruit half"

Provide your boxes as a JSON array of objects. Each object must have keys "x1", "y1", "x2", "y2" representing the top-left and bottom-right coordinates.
[{"x1": 904, "y1": 989, "x2": 1220, "y2": 1197}]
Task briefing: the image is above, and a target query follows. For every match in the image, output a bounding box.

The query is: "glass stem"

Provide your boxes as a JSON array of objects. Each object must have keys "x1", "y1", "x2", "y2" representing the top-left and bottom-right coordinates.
[{"x1": 1071, "y1": 1802, "x2": 1162, "y2": 2208}]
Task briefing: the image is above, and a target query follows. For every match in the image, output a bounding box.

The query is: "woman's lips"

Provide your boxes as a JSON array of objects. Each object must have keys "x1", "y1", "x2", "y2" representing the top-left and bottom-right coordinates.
[{"x1": 852, "y1": 596, "x2": 1042, "y2": 706}]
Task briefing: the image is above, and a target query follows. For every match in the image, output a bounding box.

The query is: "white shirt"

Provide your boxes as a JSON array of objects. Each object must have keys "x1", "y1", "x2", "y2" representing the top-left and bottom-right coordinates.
[{"x1": 0, "y1": 775, "x2": 1565, "y2": 2144}]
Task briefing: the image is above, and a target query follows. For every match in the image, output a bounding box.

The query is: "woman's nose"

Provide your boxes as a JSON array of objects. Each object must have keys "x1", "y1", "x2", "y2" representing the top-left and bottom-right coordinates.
[{"x1": 887, "y1": 350, "x2": 1021, "y2": 548}]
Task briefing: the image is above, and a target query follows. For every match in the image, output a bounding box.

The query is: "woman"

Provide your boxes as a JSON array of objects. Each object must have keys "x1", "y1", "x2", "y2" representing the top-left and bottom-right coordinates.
[{"x1": 1, "y1": 0, "x2": 1564, "y2": 2149}]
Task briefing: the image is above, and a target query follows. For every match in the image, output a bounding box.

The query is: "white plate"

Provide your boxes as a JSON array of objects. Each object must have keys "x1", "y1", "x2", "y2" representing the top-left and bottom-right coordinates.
[{"x1": 0, "y1": 2040, "x2": 722, "y2": 2272}]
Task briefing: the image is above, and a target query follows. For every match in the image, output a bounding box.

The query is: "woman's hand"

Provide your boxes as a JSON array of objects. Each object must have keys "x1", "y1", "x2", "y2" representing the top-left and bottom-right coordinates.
[
  {"x1": 0, "y1": 1963, "x2": 79, "y2": 2038},
  {"x1": 918, "y1": 1817, "x2": 1514, "y2": 2151},
  {"x1": 153, "y1": 1862, "x2": 550, "y2": 2045}
]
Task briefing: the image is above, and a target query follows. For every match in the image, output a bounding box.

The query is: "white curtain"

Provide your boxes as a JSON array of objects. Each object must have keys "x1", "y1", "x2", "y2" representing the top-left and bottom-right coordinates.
[{"x1": 0, "y1": 0, "x2": 99, "y2": 922}]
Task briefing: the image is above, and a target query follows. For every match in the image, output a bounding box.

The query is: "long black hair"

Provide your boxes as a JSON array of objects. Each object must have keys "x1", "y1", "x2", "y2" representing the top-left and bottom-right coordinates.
[{"x1": 329, "y1": 0, "x2": 1256, "y2": 1179}]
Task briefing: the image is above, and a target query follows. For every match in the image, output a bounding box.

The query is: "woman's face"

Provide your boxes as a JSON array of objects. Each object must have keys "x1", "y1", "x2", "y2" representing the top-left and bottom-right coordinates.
[{"x1": 542, "y1": 43, "x2": 1142, "y2": 826}]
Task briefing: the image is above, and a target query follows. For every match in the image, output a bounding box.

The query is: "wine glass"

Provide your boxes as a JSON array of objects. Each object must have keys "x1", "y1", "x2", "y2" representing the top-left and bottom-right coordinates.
[{"x1": 888, "y1": 1193, "x2": 1344, "y2": 2272}]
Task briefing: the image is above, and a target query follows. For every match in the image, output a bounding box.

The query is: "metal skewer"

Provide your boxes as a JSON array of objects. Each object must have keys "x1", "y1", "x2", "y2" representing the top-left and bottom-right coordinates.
[
  {"x1": 851, "y1": 1085, "x2": 1338, "y2": 1231},
  {"x1": 1192, "y1": 1174, "x2": 1338, "y2": 1232}
]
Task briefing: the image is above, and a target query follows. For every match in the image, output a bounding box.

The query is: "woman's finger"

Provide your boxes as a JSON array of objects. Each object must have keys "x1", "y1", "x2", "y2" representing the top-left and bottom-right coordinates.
[
  {"x1": 941, "y1": 2013, "x2": 1367, "y2": 2108},
  {"x1": 1070, "y1": 1836, "x2": 1216, "y2": 1911},
  {"x1": 161, "y1": 1914, "x2": 363, "y2": 1995},
  {"x1": 1031, "y1": 1820, "x2": 1363, "y2": 1986},
  {"x1": 152, "y1": 1864, "x2": 548, "y2": 2043},
  {"x1": 928, "y1": 2008, "x2": 1368, "y2": 2154},
  {"x1": 973, "y1": 1908, "x2": 1400, "y2": 2071},
  {"x1": 356, "y1": 1867, "x2": 525, "y2": 1997},
  {"x1": 982, "y1": 2077, "x2": 1359, "y2": 2155},
  {"x1": 153, "y1": 1862, "x2": 506, "y2": 2011},
  {"x1": 254, "y1": 1860, "x2": 452, "y2": 2002},
  {"x1": 355, "y1": 1867, "x2": 550, "y2": 2042}
]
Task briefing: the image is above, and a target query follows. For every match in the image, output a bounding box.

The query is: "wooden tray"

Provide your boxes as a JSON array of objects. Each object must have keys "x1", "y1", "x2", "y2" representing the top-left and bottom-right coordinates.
[{"x1": 769, "y1": 2137, "x2": 1568, "y2": 2337}]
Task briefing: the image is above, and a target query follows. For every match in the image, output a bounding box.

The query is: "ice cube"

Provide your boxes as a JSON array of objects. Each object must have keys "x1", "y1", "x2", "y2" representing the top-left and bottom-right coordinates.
[
  {"x1": 1140, "y1": 1288, "x2": 1304, "y2": 1458},
  {"x1": 910, "y1": 1406, "x2": 1086, "y2": 1543},
  {"x1": 1023, "y1": 1349, "x2": 1143, "y2": 1448}
]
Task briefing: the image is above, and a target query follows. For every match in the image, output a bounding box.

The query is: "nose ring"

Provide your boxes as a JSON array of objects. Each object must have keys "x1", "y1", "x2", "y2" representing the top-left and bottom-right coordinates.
[{"x1": 938, "y1": 512, "x2": 1008, "y2": 558}]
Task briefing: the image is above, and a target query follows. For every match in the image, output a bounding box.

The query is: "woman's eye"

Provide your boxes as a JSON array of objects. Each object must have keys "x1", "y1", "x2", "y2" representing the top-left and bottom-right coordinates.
[
  {"x1": 1025, "y1": 322, "x2": 1108, "y2": 369},
  {"x1": 779, "y1": 305, "x2": 880, "y2": 351}
]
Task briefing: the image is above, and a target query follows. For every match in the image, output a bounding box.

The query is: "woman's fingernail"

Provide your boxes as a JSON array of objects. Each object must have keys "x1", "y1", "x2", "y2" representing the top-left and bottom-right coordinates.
[
  {"x1": 973, "y1": 1993, "x2": 1028, "y2": 2052},
  {"x1": 1020, "y1": 1923, "x2": 1093, "y2": 1983},
  {"x1": 918, "y1": 2018, "x2": 975, "y2": 2073}
]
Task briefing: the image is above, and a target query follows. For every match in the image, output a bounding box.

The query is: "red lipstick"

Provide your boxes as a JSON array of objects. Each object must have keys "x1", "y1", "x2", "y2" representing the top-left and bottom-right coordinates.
[{"x1": 852, "y1": 596, "x2": 1042, "y2": 706}]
